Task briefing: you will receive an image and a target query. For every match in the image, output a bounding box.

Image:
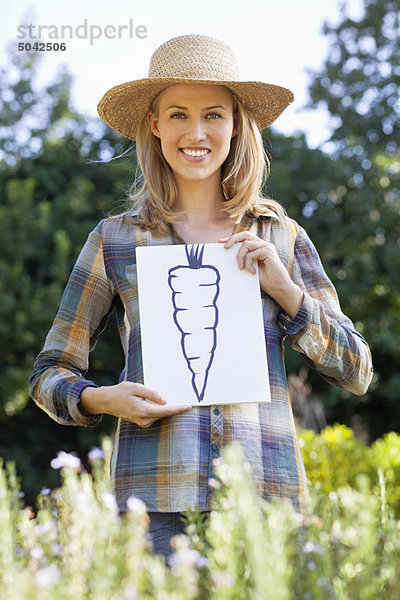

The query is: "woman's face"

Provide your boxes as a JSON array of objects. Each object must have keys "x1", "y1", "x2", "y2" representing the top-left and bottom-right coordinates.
[{"x1": 148, "y1": 83, "x2": 237, "y2": 187}]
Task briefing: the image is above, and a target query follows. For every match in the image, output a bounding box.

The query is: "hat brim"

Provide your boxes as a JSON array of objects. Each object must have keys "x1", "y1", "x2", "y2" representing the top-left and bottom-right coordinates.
[{"x1": 97, "y1": 78, "x2": 294, "y2": 141}]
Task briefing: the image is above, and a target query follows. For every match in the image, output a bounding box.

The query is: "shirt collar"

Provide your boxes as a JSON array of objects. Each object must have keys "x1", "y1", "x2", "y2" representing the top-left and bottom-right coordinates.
[
  {"x1": 256, "y1": 207, "x2": 281, "y2": 221},
  {"x1": 127, "y1": 206, "x2": 281, "y2": 237}
]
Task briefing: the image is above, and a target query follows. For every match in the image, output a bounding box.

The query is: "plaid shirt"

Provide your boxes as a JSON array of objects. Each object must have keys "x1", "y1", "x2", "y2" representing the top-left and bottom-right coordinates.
[{"x1": 30, "y1": 209, "x2": 373, "y2": 512}]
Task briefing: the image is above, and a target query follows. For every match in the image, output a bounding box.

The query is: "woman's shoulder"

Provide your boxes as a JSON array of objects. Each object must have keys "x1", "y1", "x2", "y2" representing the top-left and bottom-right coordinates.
[
  {"x1": 93, "y1": 212, "x2": 170, "y2": 248},
  {"x1": 254, "y1": 204, "x2": 300, "y2": 236},
  {"x1": 94, "y1": 211, "x2": 144, "y2": 234}
]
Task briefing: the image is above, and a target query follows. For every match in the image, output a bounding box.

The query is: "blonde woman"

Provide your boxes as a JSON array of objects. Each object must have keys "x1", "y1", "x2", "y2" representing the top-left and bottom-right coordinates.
[{"x1": 30, "y1": 34, "x2": 373, "y2": 560}]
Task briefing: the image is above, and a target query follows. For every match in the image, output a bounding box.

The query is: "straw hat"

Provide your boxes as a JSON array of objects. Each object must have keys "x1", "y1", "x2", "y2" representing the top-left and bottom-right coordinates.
[{"x1": 97, "y1": 34, "x2": 294, "y2": 140}]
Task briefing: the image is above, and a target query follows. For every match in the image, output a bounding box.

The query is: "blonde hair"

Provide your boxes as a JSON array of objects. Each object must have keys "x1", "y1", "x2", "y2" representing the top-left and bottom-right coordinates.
[{"x1": 126, "y1": 87, "x2": 283, "y2": 234}]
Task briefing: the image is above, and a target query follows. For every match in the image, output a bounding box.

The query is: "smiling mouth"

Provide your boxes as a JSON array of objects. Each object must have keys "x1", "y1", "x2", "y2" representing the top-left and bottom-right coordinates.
[{"x1": 180, "y1": 148, "x2": 210, "y2": 157}]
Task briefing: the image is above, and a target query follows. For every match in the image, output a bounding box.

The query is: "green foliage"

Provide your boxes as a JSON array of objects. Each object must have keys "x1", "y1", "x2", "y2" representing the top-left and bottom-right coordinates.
[
  {"x1": 302, "y1": 0, "x2": 400, "y2": 436},
  {"x1": 1, "y1": 440, "x2": 400, "y2": 599},
  {"x1": 300, "y1": 424, "x2": 400, "y2": 518},
  {"x1": 0, "y1": 45, "x2": 134, "y2": 506}
]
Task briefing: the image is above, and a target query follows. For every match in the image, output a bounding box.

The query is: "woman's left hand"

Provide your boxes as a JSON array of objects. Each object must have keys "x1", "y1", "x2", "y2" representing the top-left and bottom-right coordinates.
[{"x1": 220, "y1": 231, "x2": 304, "y2": 319}]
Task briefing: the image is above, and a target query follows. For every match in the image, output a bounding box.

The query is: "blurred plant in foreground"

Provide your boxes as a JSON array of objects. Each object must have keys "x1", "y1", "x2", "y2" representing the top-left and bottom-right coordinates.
[{"x1": 1, "y1": 437, "x2": 400, "y2": 599}]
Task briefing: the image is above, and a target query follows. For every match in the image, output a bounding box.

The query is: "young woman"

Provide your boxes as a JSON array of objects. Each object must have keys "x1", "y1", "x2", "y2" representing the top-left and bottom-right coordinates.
[{"x1": 30, "y1": 34, "x2": 373, "y2": 559}]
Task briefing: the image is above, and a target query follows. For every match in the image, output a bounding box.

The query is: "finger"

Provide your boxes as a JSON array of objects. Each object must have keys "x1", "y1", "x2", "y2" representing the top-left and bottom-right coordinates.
[
  {"x1": 139, "y1": 404, "x2": 191, "y2": 427},
  {"x1": 243, "y1": 247, "x2": 276, "y2": 275},
  {"x1": 131, "y1": 383, "x2": 166, "y2": 405},
  {"x1": 160, "y1": 404, "x2": 192, "y2": 416},
  {"x1": 220, "y1": 231, "x2": 258, "y2": 249},
  {"x1": 244, "y1": 247, "x2": 269, "y2": 265},
  {"x1": 138, "y1": 418, "x2": 156, "y2": 428},
  {"x1": 145, "y1": 403, "x2": 192, "y2": 418},
  {"x1": 244, "y1": 251, "x2": 258, "y2": 274},
  {"x1": 236, "y1": 240, "x2": 266, "y2": 268}
]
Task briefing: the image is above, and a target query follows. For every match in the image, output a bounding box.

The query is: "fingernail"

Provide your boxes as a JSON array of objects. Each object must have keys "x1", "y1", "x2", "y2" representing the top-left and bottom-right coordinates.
[{"x1": 219, "y1": 237, "x2": 228, "y2": 241}]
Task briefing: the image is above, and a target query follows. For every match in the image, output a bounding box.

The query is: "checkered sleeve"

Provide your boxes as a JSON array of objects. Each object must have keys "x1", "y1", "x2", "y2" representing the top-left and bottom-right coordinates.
[
  {"x1": 280, "y1": 225, "x2": 373, "y2": 395},
  {"x1": 29, "y1": 221, "x2": 116, "y2": 426}
]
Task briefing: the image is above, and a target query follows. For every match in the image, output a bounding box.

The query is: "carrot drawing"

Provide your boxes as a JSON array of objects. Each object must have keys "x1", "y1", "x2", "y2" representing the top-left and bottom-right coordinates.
[{"x1": 168, "y1": 245, "x2": 220, "y2": 403}]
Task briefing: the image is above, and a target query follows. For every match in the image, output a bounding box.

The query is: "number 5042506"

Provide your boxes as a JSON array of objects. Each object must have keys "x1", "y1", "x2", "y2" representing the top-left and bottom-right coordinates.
[{"x1": 18, "y1": 42, "x2": 66, "y2": 51}]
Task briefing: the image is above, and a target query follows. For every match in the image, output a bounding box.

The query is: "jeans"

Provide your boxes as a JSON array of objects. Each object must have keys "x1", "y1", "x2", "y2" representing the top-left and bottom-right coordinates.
[{"x1": 147, "y1": 512, "x2": 187, "y2": 561}]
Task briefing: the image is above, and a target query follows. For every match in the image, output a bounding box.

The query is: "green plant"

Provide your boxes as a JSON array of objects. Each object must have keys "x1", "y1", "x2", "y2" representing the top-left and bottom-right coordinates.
[
  {"x1": 1, "y1": 437, "x2": 400, "y2": 599},
  {"x1": 299, "y1": 424, "x2": 400, "y2": 519}
]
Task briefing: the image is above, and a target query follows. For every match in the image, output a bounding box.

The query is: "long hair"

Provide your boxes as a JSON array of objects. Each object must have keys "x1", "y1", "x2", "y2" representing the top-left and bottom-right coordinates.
[{"x1": 126, "y1": 88, "x2": 284, "y2": 234}]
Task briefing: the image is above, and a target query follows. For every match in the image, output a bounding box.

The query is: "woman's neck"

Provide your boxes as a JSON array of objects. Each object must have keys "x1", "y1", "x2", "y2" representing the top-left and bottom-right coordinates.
[
  {"x1": 173, "y1": 176, "x2": 228, "y2": 226},
  {"x1": 171, "y1": 176, "x2": 236, "y2": 243}
]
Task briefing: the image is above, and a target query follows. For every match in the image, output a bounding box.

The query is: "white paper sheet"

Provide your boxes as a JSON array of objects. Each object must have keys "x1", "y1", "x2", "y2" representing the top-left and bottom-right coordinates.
[{"x1": 136, "y1": 243, "x2": 270, "y2": 406}]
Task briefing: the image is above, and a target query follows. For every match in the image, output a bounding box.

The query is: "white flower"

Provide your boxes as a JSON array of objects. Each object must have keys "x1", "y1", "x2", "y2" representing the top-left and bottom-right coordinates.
[
  {"x1": 30, "y1": 547, "x2": 44, "y2": 560},
  {"x1": 88, "y1": 447, "x2": 105, "y2": 461},
  {"x1": 212, "y1": 572, "x2": 235, "y2": 587},
  {"x1": 185, "y1": 549, "x2": 202, "y2": 564},
  {"x1": 40, "y1": 487, "x2": 51, "y2": 496},
  {"x1": 36, "y1": 522, "x2": 54, "y2": 535},
  {"x1": 50, "y1": 451, "x2": 81, "y2": 470},
  {"x1": 35, "y1": 565, "x2": 60, "y2": 589},
  {"x1": 101, "y1": 491, "x2": 118, "y2": 512},
  {"x1": 169, "y1": 548, "x2": 201, "y2": 569},
  {"x1": 124, "y1": 584, "x2": 138, "y2": 600},
  {"x1": 303, "y1": 541, "x2": 315, "y2": 553},
  {"x1": 76, "y1": 490, "x2": 90, "y2": 513},
  {"x1": 126, "y1": 496, "x2": 147, "y2": 515}
]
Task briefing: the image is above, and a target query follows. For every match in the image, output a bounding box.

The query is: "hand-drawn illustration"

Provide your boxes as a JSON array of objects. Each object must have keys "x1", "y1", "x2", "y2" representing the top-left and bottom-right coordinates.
[{"x1": 168, "y1": 245, "x2": 220, "y2": 403}]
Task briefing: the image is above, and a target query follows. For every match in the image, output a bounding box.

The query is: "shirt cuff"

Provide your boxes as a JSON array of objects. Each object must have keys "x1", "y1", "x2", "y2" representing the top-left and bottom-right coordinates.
[
  {"x1": 278, "y1": 291, "x2": 313, "y2": 336},
  {"x1": 67, "y1": 381, "x2": 102, "y2": 427}
]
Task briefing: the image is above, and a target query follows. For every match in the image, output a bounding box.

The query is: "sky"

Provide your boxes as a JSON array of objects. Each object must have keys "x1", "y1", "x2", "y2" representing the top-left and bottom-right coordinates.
[{"x1": 2, "y1": 0, "x2": 365, "y2": 149}]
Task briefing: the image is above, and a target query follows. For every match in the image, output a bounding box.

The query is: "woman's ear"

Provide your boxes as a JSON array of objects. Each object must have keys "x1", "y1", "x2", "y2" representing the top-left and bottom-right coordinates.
[{"x1": 147, "y1": 112, "x2": 161, "y2": 138}]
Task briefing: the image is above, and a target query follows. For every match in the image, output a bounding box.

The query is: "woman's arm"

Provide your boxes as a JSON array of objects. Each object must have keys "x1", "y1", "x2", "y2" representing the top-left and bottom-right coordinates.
[
  {"x1": 221, "y1": 225, "x2": 373, "y2": 396},
  {"x1": 29, "y1": 221, "x2": 115, "y2": 426},
  {"x1": 280, "y1": 225, "x2": 373, "y2": 396},
  {"x1": 30, "y1": 221, "x2": 191, "y2": 427}
]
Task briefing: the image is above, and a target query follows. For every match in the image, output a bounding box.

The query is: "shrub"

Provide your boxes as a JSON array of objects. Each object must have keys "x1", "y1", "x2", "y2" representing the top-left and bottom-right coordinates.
[
  {"x1": 299, "y1": 424, "x2": 400, "y2": 518},
  {"x1": 1, "y1": 437, "x2": 400, "y2": 599}
]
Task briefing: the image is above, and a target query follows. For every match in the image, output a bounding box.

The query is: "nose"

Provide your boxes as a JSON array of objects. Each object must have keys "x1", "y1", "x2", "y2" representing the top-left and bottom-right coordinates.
[{"x1": 186, "y1": 117, "x2": 206, "y2": 142}]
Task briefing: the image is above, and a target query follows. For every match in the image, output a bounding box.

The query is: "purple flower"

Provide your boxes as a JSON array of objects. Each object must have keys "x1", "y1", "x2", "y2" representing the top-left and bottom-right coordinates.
[{"x1": 88, "y1": 447, "x2": 105, "y2": 461}]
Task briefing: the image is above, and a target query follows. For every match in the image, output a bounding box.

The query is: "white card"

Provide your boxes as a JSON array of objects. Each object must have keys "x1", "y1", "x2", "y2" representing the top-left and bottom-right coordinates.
[{"x1": 136, "y1": 243, "x2": 270, "y2": 406}]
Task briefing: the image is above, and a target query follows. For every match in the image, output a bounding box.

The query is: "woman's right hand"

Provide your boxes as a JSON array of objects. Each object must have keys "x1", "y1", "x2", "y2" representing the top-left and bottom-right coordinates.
[{"x1": 79, "y1": 381, "x2": 191, "y2": 428}]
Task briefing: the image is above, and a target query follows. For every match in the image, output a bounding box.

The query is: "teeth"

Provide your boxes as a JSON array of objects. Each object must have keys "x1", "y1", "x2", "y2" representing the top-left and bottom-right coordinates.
[{"x1": 181, "y1": 148, "x2": 209, "y2": 157}]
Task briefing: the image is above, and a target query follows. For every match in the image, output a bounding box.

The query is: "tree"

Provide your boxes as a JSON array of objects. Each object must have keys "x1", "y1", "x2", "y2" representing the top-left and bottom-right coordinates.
[
  {"x1": 286, "y1": 0, "x2": 400, "y2": 438},
  {"x1": 0, "y1": 45, "x2": 134, "y2": 504}
]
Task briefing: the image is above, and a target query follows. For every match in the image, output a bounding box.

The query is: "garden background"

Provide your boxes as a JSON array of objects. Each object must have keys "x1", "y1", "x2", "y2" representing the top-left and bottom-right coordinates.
[{"x1": 0, "y1": 0, "x2": 399, "y2": 509}]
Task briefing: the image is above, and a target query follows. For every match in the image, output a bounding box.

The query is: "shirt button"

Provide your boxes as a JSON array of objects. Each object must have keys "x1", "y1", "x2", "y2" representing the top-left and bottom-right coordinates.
[
  {"x1": 211, "y1": 443, "x2": 219, "y2": 452},
  {"x1": 213, "y1": 407, "x2": 220, "y2": 415}
]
